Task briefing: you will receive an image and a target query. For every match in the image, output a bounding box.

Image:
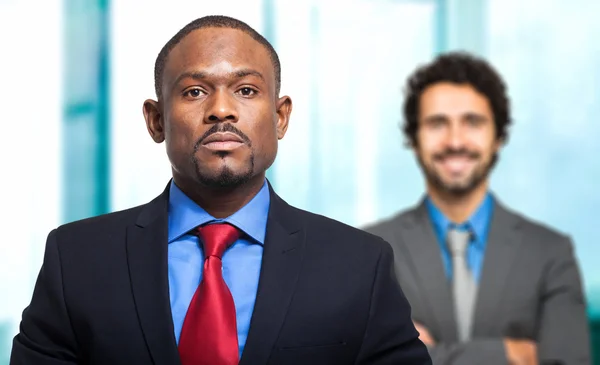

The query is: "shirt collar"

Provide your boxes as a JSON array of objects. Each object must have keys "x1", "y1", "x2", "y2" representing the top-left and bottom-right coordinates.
[
  {"x1": 167, "y1": 180, "x2": 270, "y2": 244},
  {"x1": 425, "y1": 193, "x2": 494, "y2": 247}
]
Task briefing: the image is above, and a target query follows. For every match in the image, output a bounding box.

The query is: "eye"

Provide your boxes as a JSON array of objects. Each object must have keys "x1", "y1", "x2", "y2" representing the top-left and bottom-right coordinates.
[
  {"x1": 430, "y1": 120, "x2": 445, "y2": 128},
  {"x1": 237, "y1": 87, "x2": 257, "y2": 97},
  {"x1": 426, "y1": 118, "x2": 447, "y2": 129},
  {"x1": 465, "y1": 117, "x2": 484, "y2": 127},
  {"x1": 183, "y1": 88, "x2": 206, "y2": 98}
]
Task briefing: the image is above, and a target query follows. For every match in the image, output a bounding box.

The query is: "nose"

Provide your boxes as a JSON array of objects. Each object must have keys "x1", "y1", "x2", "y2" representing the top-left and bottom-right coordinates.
[
  {"x1": 204, "y1": 89, "x2": 239, "y2": 124},
  {"x1": 447, "y1": 121, "x2": 466, "y2": 149}
]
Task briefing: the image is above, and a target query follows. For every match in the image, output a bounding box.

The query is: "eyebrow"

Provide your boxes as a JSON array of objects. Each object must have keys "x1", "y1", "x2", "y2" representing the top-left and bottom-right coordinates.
[
  {"x1": 172, "y1": 68, "x2": 265, "y2": 88},
  {"x1": 423, "y1": 112, "x2": 488, "y2": 123},
  {"x1": 423, "y1": 114, "x2": 449, "y2": 123},
  {"x1": 234, "y1": 69, "x2": 265, "y2": 80},
  {"x1": 462, "y1": 112, "x2": 488, "y2": 121}
]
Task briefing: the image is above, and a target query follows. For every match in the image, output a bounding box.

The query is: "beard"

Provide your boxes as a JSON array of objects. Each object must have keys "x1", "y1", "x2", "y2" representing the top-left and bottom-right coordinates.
[
  {"x1": 192, "y1": 153, "x2": 255, "y2": 189},
  {"x1": 417, "y1": 148, "x2": 498, "y2": 196}
]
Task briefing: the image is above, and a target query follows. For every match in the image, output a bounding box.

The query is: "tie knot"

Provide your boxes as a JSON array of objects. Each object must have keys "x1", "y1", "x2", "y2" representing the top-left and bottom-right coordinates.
[
  {"x1": 447, "y1": 228, "x2": 471, "y2": 257},
  {"x1": 196, "y1": 223, "x2": 240, "y2": 259}
]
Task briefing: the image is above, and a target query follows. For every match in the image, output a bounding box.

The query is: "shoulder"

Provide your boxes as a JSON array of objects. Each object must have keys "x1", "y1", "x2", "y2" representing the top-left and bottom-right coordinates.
[
  {"x1": 497, "y1": 202, "x2": 574, "y2": 255},
  {"x1": 501, "y1": 203, "x2": 570, "y2": 241},
  {"x1": 55, "y1": 205, "x2": 144, "y2": 238},
  {"x1": 55, "y1": 186, "x2": 169, "y2": 239},
  {"x1": 360, "y1": 206, "x2": 421, "y2": 242},
  {"x1": 50, "y1": 196, "x2": 160, "y2": 255},
  {"x1": 37, "y1": 203, "x2": 150, "y2": 271},
  {"x1": 289, "y1": 205, "x2": 394, "y2": 256}
]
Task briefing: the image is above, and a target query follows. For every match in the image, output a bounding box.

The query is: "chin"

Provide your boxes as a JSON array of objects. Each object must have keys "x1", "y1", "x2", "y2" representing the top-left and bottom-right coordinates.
[
  {"x1": 192, "y1": 151, "x2": 256, "y2": 188},
  {"x1": 194, "y1": 164, "x2": 255, "y2": 189},
  {"x1": 195, "y1": 171, "x2": 252, "y2": 189}
]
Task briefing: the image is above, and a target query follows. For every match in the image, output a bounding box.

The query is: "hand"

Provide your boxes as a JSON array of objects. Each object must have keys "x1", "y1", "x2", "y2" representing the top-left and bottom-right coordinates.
[
  {"x1": 504, "y1": 338, "x2": 537, "y2": 365},
  {"x1": 413, "y1": 322, "x2": 435, "y2": 346}
]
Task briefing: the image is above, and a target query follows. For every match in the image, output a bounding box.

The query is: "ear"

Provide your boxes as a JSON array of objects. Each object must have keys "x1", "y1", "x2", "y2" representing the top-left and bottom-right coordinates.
[
  {"x1": 492, "y1": 137, "x2": 504, "y2": 154},
  {"x1": 275, "y1": 95, "x2": 292, "y2": 140},
  {"x1": 143, "y1": 99, "x2": 165, "y2": 143}
]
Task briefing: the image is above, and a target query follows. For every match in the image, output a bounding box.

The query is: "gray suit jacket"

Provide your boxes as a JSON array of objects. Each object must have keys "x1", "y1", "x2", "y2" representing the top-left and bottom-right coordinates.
[{"x1": 364, "y1": 198, "x2": 590, "y2": 365}]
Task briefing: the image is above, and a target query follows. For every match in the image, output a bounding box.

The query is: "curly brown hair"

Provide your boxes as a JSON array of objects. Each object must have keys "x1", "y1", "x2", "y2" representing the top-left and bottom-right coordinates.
[{"x1": 402, "y1": 52, "x2": 511, "y2": 147}]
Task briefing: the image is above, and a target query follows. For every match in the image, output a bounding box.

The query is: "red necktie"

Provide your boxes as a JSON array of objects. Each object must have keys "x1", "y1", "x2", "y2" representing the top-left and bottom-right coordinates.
[{"x1": 178, "y1": 223, "x2": 240, "y2": 365}]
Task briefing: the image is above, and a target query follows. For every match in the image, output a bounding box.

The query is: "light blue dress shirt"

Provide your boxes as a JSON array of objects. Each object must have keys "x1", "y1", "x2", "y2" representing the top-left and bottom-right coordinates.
[
  {"x1": 425, "y1": 193, "x2": 494, "y2": 283},
  {"x1": 167, "y1": 180, "x2": 270, "y2": 358}
]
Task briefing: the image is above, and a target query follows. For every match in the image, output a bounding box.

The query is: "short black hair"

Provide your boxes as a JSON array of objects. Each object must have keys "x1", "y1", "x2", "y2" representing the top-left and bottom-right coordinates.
[
  {"x1": 154, "y1": 15, "x2": 281, "y2": 99},
  {"x1": 403, "y1": 51, "x2": 511, "y2": 147}
]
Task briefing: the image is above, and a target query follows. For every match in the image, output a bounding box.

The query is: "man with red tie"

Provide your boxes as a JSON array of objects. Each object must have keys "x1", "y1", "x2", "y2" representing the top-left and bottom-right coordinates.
[{"x1": 10, "y1": 15, "x2": 431, "y2": 365}]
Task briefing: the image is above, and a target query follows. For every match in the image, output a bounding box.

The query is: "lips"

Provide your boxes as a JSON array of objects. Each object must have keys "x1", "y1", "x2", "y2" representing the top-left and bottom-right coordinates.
[
  {"x1": 438, "y1": 156, "x2": 476, "y2": 174},
  {"x1": 201, "y1": 132, "x2": 245, "y2": 151}
]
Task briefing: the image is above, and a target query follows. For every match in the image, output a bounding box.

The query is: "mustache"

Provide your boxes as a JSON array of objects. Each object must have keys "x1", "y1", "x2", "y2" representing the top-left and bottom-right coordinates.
[
  {"x1": 433, "y1": 148, "x2": 480, "y2": 161},
  {"x1": 194, "y1": 123, "x2": 252, "y2": 151}
]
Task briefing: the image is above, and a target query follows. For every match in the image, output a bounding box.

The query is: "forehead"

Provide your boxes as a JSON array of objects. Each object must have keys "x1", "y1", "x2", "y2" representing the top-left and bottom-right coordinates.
[
  {"x1": 420, "y1": 82, "x2": 492, "y2": 116},
  {"x1": 163, "y1": 27, "x2": 274, "y2": 86}
]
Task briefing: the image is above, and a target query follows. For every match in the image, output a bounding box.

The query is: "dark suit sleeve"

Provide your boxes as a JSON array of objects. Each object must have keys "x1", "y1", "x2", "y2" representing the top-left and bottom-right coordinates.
[
  {"x1": 355, "y1": 240, "x2": 432, "y2": 365},
  {"x1": 10, "y1": 230, "x2": 80, "y2": 364},
  {"x1": 536, "y1": 237, "x2": 590, "y2": 364}
]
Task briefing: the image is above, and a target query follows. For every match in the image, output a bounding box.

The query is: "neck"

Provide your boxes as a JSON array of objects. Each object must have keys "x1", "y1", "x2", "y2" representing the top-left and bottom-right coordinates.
[
  {"x1": 426, "y1": 180, "x2": 489, "y2": 223},
  {"x1": 173, "y1": 173, "x2": 266, "y2": 219}
]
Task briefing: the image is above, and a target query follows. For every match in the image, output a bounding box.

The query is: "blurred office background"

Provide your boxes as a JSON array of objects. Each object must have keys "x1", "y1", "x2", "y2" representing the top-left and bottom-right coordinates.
[{"x1": 1, "y1": 0, "x2": 599, "y2": 362}]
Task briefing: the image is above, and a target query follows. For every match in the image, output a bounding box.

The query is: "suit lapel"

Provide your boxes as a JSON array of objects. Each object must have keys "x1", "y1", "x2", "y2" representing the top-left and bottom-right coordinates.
[
  {"x1": 472, "y1": 200, "x2": 523, "y2": 337},
  {"x1": 398, "y1": 202, "x2": 458, "y2": 342},
  {"x1": 240, "y1": 186, "x2": 304, "y2": 365},
  {"x1": 127, "y1": 186, "x2": 181, "y2": 365}
]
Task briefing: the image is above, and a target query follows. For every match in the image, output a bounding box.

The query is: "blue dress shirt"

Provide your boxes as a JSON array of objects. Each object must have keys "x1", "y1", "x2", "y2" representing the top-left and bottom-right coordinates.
[
  {"x1": 425, "y1": 193, "x2": 494, "y2": 283},
  {"x1": 167, "y1": 180, "x2": 270, "y2": 358}
]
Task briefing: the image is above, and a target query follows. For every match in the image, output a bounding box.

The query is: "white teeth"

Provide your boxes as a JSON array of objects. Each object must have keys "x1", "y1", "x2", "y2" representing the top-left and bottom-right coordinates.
[{"x1": 440, "y1": 157, "x2": 473, "y2": 174}]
